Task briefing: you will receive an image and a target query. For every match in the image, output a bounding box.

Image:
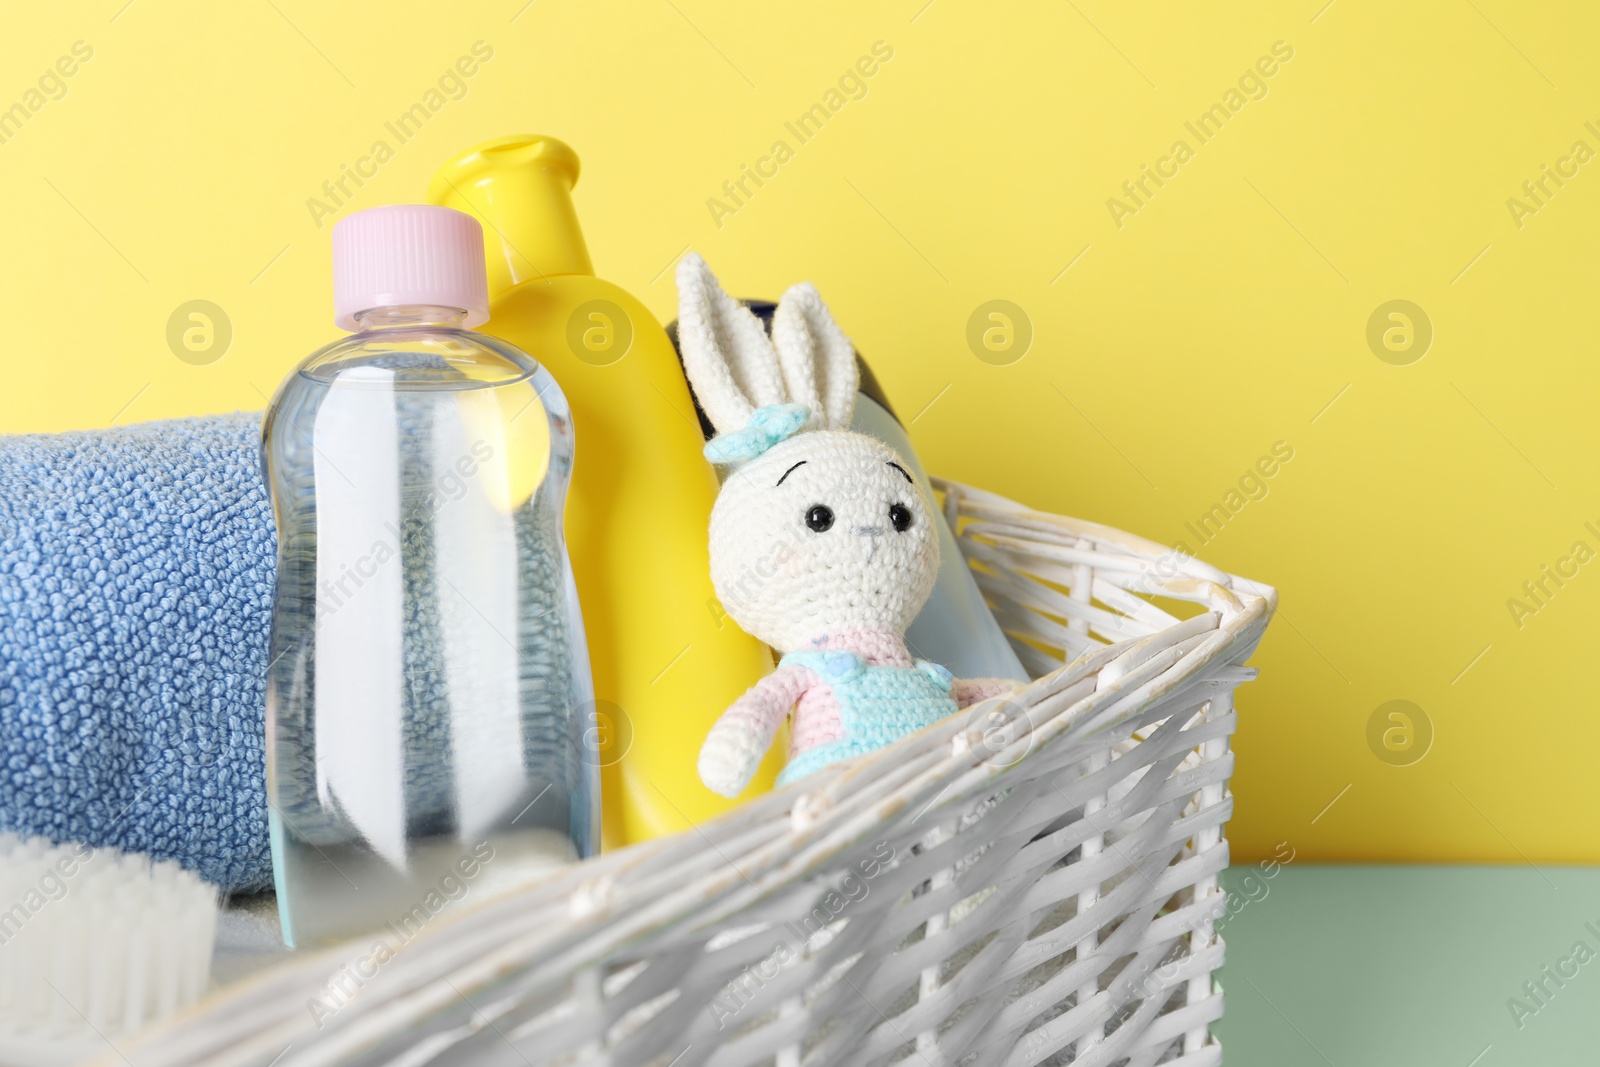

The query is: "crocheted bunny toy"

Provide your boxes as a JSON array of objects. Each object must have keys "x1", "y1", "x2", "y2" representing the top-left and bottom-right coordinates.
[{"x1": 677, "y1": 254, "x2": 1013, "y2": 797}]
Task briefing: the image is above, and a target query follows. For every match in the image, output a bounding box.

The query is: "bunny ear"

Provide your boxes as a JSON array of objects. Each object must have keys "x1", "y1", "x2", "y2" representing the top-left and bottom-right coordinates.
[
  {"x1": 676, "y1": 253, "x2": 788, "y2": 435},
  {"x1": 771, "y1": 282, "x2": 858, "y2": 430}
]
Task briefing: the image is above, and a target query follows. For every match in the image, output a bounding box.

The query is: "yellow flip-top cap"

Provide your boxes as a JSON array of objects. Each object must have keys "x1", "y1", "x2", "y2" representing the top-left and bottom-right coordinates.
[{"x1": 427, "y1": 136, "x2": 593, "y2": 295}]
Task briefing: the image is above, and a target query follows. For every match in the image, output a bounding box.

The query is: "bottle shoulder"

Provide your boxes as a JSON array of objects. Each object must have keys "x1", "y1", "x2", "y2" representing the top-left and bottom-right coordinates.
[
  {"x1": 295, "y1": 327, "x2": 542, "y2": 391},
  {"x1": 263, "y1": 328, "x2": 574, "y2": 445}
]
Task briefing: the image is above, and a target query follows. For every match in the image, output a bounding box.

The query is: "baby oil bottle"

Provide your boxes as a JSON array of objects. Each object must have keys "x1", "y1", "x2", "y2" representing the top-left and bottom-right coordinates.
[{"x1": 262, "y1": 205, "x2": 594, "y2": 946}]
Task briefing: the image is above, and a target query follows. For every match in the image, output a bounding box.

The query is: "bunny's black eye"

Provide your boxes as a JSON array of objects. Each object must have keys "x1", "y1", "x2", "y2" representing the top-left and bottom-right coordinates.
[
  {"x1": 889, "y1": 503, "x2": 912, "y2": 532},
  {"x1": 805, "y1": 505, "x2": 835, "y2": 532}
]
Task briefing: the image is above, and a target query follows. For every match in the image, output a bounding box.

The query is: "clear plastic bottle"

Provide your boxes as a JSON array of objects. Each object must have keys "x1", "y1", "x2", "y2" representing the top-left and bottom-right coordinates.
[{"x1": 262, "y1": 205, "x2": 595, "y2": 946}]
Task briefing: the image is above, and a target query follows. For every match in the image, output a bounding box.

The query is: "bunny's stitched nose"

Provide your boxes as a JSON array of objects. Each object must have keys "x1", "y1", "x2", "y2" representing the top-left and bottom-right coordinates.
[{"x1": 854, "y1": 525, "x2": 885, "y2": 561}]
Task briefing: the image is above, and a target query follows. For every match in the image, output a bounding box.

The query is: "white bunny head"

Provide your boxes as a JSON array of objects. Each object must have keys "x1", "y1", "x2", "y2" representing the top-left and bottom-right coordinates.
[{"x1": 676, "y1": 254, "x2": 939, "y2": 652}]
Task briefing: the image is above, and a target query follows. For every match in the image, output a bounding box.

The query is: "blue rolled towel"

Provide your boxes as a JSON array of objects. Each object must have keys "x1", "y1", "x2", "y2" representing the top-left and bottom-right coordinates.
[{"x1": 0, "y1": 413, "x2": 276, "y2": 891}]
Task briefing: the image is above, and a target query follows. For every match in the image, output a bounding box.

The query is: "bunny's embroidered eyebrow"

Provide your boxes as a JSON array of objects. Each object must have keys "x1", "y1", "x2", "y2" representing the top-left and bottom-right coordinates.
[
  {"x1": 776, "y1": 461, "x2": 807, "y2": 486},
  {"x1": 887, "y1": 461, "x2": 913, "y2": 484}
]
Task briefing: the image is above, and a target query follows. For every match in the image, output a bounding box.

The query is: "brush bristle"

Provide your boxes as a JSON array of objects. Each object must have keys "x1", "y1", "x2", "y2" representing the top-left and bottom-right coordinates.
[{"x1": 0, "y1": 834, "x2": 218, "y2": 1048}]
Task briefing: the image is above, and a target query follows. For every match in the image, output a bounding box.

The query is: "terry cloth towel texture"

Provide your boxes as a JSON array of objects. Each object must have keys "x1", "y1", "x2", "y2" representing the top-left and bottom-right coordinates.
[{"x1": 0, "y1": 413, "x2": 276, "y2": 891}]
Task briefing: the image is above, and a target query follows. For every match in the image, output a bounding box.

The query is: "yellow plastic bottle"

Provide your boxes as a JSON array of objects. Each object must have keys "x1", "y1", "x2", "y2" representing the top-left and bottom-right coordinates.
[{"x1": 428, "y1": 136, "x2": 780, "y2": 848}]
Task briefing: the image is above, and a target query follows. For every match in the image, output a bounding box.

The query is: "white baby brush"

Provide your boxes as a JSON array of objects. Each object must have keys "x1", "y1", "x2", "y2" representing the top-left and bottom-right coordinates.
[{"x1": 0, "y1": 833, "x2": 218, "y2": 1067}]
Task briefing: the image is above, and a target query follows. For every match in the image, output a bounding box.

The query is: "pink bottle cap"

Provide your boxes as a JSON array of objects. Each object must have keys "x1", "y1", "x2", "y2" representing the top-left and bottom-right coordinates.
[{"x1": 332, "y1": 205, "x2": 490, "y2": 330}]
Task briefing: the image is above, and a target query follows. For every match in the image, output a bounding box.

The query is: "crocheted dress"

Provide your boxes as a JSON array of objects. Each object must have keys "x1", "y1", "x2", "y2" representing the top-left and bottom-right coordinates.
[{"x1": 775, "y1": 648, "x2": 957, "y2": 785}]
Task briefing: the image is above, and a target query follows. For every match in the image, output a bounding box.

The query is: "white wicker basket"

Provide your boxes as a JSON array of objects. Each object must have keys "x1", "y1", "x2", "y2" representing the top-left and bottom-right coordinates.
[{"x1": 112, "y1": 481, "x2": 1275, "y2": 1067}]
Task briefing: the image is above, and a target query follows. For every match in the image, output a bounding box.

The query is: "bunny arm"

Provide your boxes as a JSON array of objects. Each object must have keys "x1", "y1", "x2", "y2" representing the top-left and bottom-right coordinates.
[
  {"x1": 953, "y1": 677, "x2": 1019, "y2": 708},
  {"x1": 698, "y1": 664, "x2": 821, "y2": 798}
]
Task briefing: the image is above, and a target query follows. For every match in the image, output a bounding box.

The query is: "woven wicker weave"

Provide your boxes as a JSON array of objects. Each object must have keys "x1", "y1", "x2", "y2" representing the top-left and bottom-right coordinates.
[{"x1": 112, "y1": 481, "x2": 1275, "y2": 1067}]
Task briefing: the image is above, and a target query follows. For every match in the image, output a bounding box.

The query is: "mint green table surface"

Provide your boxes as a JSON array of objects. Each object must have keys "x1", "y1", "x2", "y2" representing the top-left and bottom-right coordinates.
[{"x1": 1212, "y1": 865, "x2": 1600, "y2": 1066}]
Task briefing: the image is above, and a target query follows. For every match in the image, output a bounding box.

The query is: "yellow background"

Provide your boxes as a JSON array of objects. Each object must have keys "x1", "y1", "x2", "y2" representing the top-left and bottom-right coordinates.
[{"x1": 3, "y1": 0, "x2": 1596, "y2": 864}]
